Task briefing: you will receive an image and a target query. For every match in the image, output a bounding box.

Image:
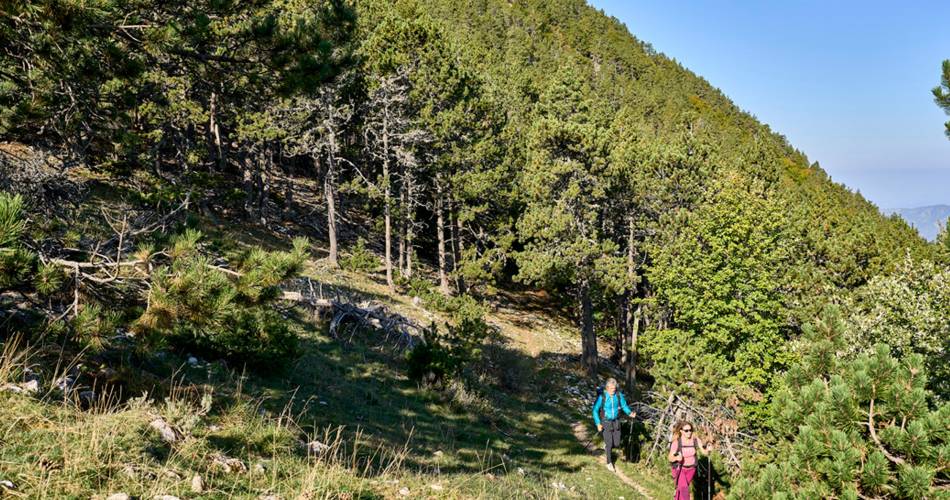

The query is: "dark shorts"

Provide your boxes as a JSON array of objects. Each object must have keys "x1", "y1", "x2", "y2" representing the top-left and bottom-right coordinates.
[{"x1": 602, "y1": 419, "x2": 621, "y2": 446}]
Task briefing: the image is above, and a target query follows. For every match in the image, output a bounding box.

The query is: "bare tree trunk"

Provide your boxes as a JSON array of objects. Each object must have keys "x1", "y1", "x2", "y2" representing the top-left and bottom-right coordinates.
[
  {"x1": 398, "y1": 179, "x2": 407, "y2": 276},
  {"x1": 625, "y1": 304, "x2": 641, "y2": 394},
  {"x1": 320, "y1": 152, "x2": 338, "y2": 268},
  {"x1": 436, "y1": 177, "x2": 450, "y2": 295},
  {"x1": 624, "y1": 216, "x2": 639, "y2": 393},
  {"x1": 382, "y1": 115, "x2": 394, "y2": 290},
  {"x1": 452, "y1": 208, "x2": 466, "y2": 294},
  {"x1": 404, "y1": 170, "x2": 415, "y2": 278},
  {"x1": 579, "y1": 278, "x2": 598, "y2": 378},
  {"x1": 613, "y1": 293, "x2": 626, "y2": 365}
]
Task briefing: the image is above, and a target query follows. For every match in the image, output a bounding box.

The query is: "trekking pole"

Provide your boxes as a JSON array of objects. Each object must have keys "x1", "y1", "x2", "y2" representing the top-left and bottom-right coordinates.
[{"x1": 707, "y1": 455, "x2": 712, "y2": 500}]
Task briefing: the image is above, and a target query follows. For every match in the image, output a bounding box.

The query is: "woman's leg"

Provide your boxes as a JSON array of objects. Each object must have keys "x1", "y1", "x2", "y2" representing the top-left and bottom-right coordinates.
[{"x1": 675, "y1": 467, "x2": 696, "y2": 500}]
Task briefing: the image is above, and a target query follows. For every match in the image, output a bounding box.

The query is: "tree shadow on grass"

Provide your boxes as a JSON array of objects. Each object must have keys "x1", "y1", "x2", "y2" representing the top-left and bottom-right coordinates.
[{"x1": 219, "y1": 307, "x2": 592, "y2": 478}]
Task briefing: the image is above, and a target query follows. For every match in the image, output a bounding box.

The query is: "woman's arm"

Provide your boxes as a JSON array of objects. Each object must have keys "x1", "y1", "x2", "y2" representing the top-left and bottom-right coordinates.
[
  {"x1": 619, "y1": 393, "x2": 635, "y2": 417},
  {"x1": 668, "y1": 440, "x2": 681, "y2": 463},
  {"x1": 592, "y1": 395, "x2": 603, "y2": 430}
]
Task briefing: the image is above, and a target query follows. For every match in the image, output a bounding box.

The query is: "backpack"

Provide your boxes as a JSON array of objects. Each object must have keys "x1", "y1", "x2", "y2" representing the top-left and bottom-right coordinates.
[
  {"x1": 670, "y1": 435, "x2": 697, "y2": 466},
  {"x1": 594, "y1": 387, "x2": 622, "y2": 422}
]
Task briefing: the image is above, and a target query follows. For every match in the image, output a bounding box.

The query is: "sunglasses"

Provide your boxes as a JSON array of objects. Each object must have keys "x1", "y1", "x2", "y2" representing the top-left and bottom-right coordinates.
[{"x1": 682, "y1": 428, "x2": 693, "y2": 433}]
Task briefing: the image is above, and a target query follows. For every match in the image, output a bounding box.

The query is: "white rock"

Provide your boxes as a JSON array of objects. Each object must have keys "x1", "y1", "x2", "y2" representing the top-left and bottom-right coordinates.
[
  {"x1": 304, "y1": 440, "x2": 330, "y2": 454},
  {"x1": 153, "y1": 496, "x2": 181, "y2": 500},
  {"x1": 252, "y1": 462, "x2": 266, "y2": 475},
  {"x1": 398, "y1": 486, "x2": 411, "y2": 496},
  {"x1": 1, "y1": 384, "x2": 23, "y2": 394},
  {"x1": 150, "y1": 418, "x2": 179, "y2": 443},
  {"x1": 191, "y1": 473, "x2": 204, "y2": 493},
  {"x1": 0, "y1": 480, "x2": 15, "y2": 490},
  {"x1": 433, "y1": 450, "x2": 444, "y2": 458},
  {"x1": 517, "y1": 467, "x2": 526, "y2": 476},
  {"x1": 258, "y1": 496, "x2": 279, "y2": 500},
  {"x1": 210, "y1": 454, "x2": 247, "y2": 474},
  {"x1": 187, "y1": 356, "x2": 199, "y2": 366},
  {"x1": 21, "y1": 379, "x2": 40, "y2": 394},
  {"x1": 105, "y1": 494, "x2": 128, "y2": 500},
  {"x1": 430, "y1": 484, "x2": 444, "y2": 491}
]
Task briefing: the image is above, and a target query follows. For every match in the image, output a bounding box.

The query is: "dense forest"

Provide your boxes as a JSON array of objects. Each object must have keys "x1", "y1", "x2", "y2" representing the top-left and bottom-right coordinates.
[{"x1": 1, "y1": 0, "x2": 949, "y2": 497}]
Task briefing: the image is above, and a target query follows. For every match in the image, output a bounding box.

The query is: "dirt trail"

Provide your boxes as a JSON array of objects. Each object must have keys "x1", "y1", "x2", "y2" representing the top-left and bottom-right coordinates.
[{"x1": 572, "y1": 421, "x2": 655, "y2": 500}]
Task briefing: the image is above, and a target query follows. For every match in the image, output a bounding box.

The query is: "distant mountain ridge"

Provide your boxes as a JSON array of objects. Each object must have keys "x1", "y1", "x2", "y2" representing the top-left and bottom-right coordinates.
[{"x1": 888, "y1": 205, "x2": 950, "y2": 241}]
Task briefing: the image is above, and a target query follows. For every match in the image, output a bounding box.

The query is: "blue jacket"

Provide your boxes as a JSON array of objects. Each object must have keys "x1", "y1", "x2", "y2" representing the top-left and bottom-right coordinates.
[{"x1": 592, "y1": 391, "x2": 633, "y2": 426}]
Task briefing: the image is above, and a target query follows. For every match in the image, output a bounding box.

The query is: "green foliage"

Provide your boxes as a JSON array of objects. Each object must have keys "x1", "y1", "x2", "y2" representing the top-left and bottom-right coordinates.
[
  {"x1": 406, "y1": 318, "x2": 488, "y2": 386},
  {"x1": 732, "y1": 307, "x2": 950, "y2": 499},
  {"x1": 0, "y1": 192, "x2": 34, "y2": 289},
  {"x1": 933, "y1": 59, "x2": 950, "y2": 139},
  {"x1": 33, "y1": 263, "x2": 66, "y2": 298},
  {"x1": 71, "y1": 303, "x2": 120, "y2": 352},
  {"x1": 646, "y1": 175, "x2": 794, "y2": 409},
  {"x1": 340, "y1": 238, "x2": 379, "y2": 272},
  {"x1": 137, "y1": 232, "x2": 308, "y2": 367},
  {"x1": 845, "y1": 255, "x2": 950, "y2": 400}
]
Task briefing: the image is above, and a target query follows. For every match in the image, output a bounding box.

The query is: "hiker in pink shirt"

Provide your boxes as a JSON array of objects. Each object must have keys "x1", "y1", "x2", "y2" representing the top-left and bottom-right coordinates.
[{"x1": 667, "y1": 420, "x2": 712, "y2": 500}]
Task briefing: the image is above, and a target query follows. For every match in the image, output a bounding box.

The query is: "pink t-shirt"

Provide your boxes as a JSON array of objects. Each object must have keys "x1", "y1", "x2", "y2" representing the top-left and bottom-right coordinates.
[{"x1": 670, "y1": 436, "x2": 698, "y2": 467}]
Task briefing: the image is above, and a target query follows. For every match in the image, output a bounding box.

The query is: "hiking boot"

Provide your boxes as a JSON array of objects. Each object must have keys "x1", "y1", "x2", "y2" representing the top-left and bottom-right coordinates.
[{"x1": 606, "y1": 463, "x2": 615, "y2": 472}]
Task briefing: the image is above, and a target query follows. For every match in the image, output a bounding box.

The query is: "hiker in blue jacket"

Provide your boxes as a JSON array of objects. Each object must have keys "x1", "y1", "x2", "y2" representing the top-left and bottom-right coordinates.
[{"x1": 592, "y1": 377, "x2": 636, "y2": 471}]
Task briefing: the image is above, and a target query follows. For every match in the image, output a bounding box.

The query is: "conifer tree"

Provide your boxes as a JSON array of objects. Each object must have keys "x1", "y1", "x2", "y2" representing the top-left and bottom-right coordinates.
[
  {"x1": 515, "y1": 66, "x2": 625, "y2": 377},
  {"x1": 733, "y1": 307, "x2": 950, "y2": 499},
  {"x1": 934, "y1": 59, "x2": 950, "y2": 139}
]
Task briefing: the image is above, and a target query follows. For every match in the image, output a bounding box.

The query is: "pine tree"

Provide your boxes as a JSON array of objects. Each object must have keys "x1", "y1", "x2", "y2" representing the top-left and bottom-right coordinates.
[
  {"x1": 0, "y1": 192, "x2": 33, "y2": 290},
  {"x1": 515, "y1": 66, "x2": 625, "y2": 377},
  {"x1": 934, "y1": 60, "x2": 950, "y2": 139},
  {"x1": 732, "y1": 306, "x2": 950, "y2": 499}
]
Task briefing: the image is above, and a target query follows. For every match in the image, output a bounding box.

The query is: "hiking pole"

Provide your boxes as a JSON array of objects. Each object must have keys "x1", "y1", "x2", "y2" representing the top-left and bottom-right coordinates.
[{"x1": 707, "y1": 455, "x2": 712, "y2": 500}]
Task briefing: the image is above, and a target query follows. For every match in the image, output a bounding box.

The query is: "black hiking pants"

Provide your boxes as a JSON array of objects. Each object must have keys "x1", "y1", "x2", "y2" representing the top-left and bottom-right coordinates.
[{"x1": 603, "y1": 419, "x2": 622, "y2": 465}]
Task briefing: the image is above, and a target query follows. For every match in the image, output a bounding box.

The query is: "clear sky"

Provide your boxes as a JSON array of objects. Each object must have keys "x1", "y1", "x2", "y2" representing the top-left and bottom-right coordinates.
[{"x1": 587, "y1": 0, "x2": 950, "y2": 209}]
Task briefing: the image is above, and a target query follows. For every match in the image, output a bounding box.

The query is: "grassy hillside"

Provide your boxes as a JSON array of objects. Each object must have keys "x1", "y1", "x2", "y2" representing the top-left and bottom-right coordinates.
[{"x1": 0, "y1": 220, "x2": 670, "y2": 498}]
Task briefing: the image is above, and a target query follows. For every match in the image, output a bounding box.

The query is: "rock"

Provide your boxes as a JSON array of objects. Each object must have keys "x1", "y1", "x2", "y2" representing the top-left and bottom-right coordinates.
[
  {"x1": 210, "y1": 454, "x2": 247, "y2": 474},
  {"x1": 433, "y1": 450, "x2": 444, "y2": 458},
  {"x1": 1, "y1": 384, "x2": 23, "y2": 394},
  {"x1": 517, "y1": 467, "x2": 526, "y2": 476},
  {"x1": 208, "y1": 424, "x2": 221, "y2": 432},
  {"x1": 302, "y1": 440, "x2": 330, "y2": 455},
  {"x1": 484, "y1": 473, "x2": 495, "y2": 481},
  {"x1": 162, "y1": 469, "x2": 182, "y2": 480},
  {"x1": 252, "y1": 462, "x2": 266, "y2": 475},
  {"x1": 54, "y1": 374, "x2": 76, "y2": 394},
  {"x1": 150, "y1": 418, "x2": 179, "y2": 443},
  {"x1": 187, "y1": 356, "x2": 199, "y2": 366},
  {"x1": 258, "y1": 496, "x2": 279, "y2": 500},
  {"x1": 551, "y1": 480, "x2": 566, "y2": 491},
  {"x1": 23, "y1": 367, "x2": 40, "y2": 382},
  {"x1": 430, "y1": 483, "x2": 444, "y2": 490},
  {"x1": 79, "y1": 390, "x2": 96, "y2": 404},
  {"x1": 411, "y1": 296, "x2": 422, "y2": 306},
  {"x1": 153, "y1": 496, "x2": 181, "y2": 500},
  {"x1": 105, "y1": 494, "x2": 129, "y2": 500},
  {"x1": 397, "y1": 486, "x2": 411, "y2": 496},
  {"x1": 191, "y1": 474, "x2": 204, "y2": 493},
  {"x1": 0, "y1": 479, "x2": 15, "y2": 490},
  {"x1": 21, "y1": 379, "x2": 40, "y2": 394}
]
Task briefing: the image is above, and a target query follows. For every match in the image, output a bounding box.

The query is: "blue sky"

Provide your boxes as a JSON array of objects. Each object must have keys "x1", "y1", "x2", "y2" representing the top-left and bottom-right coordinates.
[{"x1": 587, "y1": 0, "x2": 950, "y2": 209}]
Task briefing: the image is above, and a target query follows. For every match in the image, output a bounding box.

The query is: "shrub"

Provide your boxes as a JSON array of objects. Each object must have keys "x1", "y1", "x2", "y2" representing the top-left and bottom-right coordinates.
[
  {"x1": 340, "y1": 238, "x2": 379, "y2": 272},
  {"x1": 406, "y1": 317, "x2": 488, "y2": 386},
  {"x1": 731, "y1": 307, "x2": 950, "y2": 499},
  {"x1": 136, "y1": 232, "x2": 308, "y2": 368}
]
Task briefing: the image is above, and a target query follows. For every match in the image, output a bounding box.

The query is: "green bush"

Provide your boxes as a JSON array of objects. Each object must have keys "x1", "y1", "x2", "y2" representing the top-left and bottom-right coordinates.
[
  {"x1": 731, "y1": 307, "x2": 950, "y2": 499},
  {"x1": 340, "y1": 238, "x2": 379, "y2": 272},
  {"x1": 406, "y1": 317, "x2": 488, "y2": 386},
  {"x1": 0, "y1": 192, "x2": 35, "y2": 289},
  {"x1": 136, "y1": 232, "x2": 308, "y2": 368}
]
